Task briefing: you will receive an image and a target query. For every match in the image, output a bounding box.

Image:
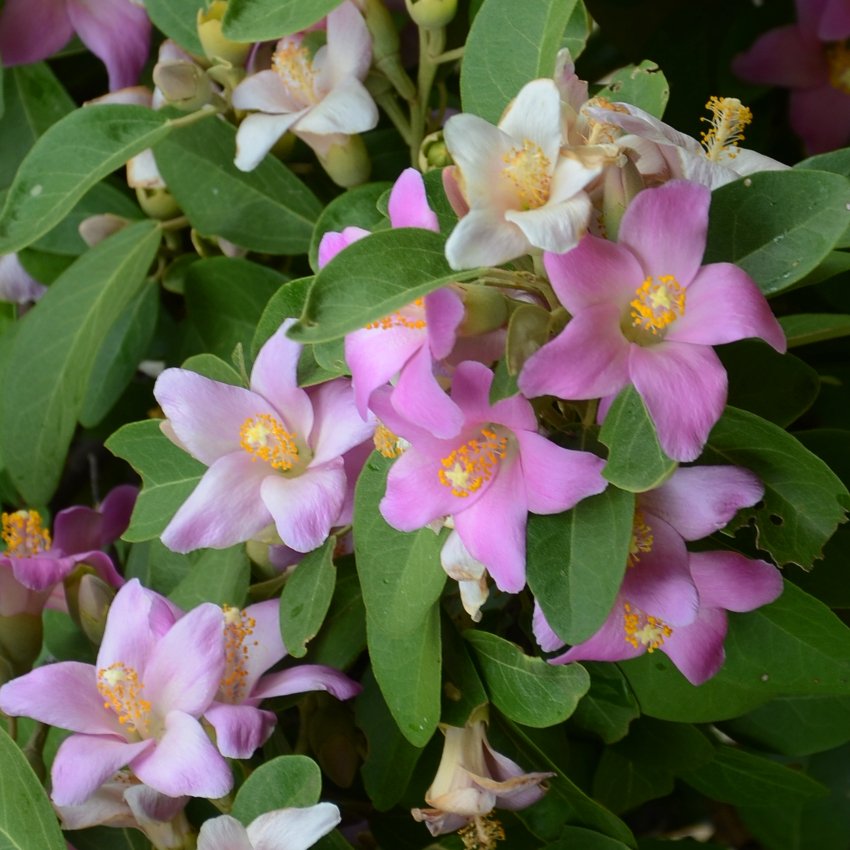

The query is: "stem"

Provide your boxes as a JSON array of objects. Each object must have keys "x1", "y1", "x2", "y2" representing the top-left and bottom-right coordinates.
[
  {"x1": 410, "y1": 26, "x2": 446, "y2": 164},
  {"x1": 375, "y1": 90, "x2": 414, "y2": 146},
  {"x1": 160, "y1": 215, "x2": 189, "y2": 231},
  {"x1": 165, "y1": 103, "x2": 220, "y2": 130},
  {"x1": 432, "y1": 45, "x2": 465, "y2": 64}
]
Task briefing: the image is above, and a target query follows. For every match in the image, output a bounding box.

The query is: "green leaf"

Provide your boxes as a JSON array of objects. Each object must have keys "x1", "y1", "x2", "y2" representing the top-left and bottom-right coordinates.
[
  {"x1": 681, "y1": 746, "x2": 828, "y2": 806},
  {"x1": 253, "y1": 276, "x2": 313, "y2": 357},
  {"x1": 592, "y1": 749, "x2": 674, "y2": 815},
  {"x1": 181, "y1": 353, "x2": 244, "y2": 385},
  {"x1": 704, "y1": 170, "x2": 850, "y2": 295},
  {"x1": 526, "y1": 487, "x2": 634, "y2": 645},
  {"x1": 561, "y1": 0, "x2": 593, "y2": 62},
  {"x1": 441, "y1": 619, "x2": 488, "y2": 727},
  {"x1": 796, "y1": 147, "x2": 850, "y2": 248},
  {"x1": 144, "y1": 0, "x2": 205, "y2": 53},
  {"x1": 721, "y1": 695, "x2": 850, "y2": 757},
  {"x1": 353, "y1": 453, "x2": 445, "y2": 746},
  {"x1": 594, "y1": 61, "x2": 669, "y2": 119},
  {"x1": 223, "y1": 0, "x2": 341, "y2": 40},
  {"x1": 460, "y1": 0, "x2": 578, "y2": 122},
  {"x1": 599, "y1": 386, "x2": 676, "y2": 492},
  {"x1": 231, "y1": 755, "x2": 322, "y2": 825},
  {"x1": 80, "y1": 282, "x2": 159, "y2": 428},
  {"x1": 0, "y1": 221, "x2": 161, "y2": 503},
  {"x1": 571, "y1": 662, "x2": 640, "y2": 744},
  {"x1": 355, "y1": 670, "x2": 424, "y2": 811},
  {"x1": 703, "y1": 407, "x2": 849, "y2": 569},
  {"x1": 153, "y1": 116, "x2": 321, "y2": 254},
  {"x1": 168, "y1": 545, "x2": 249, "y2": 608},
  {"x1": 125, "y1": 539, "x2": 193, "y2": 596},
  {"x1": 105, "y1": 419, "x2": 205, "y2": 542},
  {"x1": 465, "y1": 631, "x2": 590, "y2": 727},
  {"x1": 545, "y1": 828, "x2": 632, "y2": 850},
  {"x1": 185, "y1": 257, "x2": 286, "y2": 364},
  {"x1": 0, "y1": 726, "x2": 66, "y2": 850},
  {"x1": 289, "y1": 228, "x2": 478, "y2": 343},
  {"x1": 308, "y1": 181, "x2": 391, "y2": 272},
  {"x1": 280, "y1": 536, "x2": 337, "y2": 658},
  {"x1": 780, "y1": 313, "x2": 850, "y2": 347},
  {"x1": 623, "y1": 582, "x2": 850, "y2": 723},
  {"x1": 0, "y1": 63, "x2": 74, "y2": 189},
  {"x1": 0, "y1": 105, "x2": 171, "y2": 253},
  {"x1": 68, "y1": 826, "x2": 151, "y2": 850}
]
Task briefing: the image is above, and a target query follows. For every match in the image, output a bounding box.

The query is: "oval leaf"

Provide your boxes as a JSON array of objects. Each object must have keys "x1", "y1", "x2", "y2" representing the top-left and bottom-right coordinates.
[
  {"x1": 465, "y1": 630, "x2": 590, "y2": 727},
  {"x1": 231, "y1": 755, "x2": 322, "y2": 825},
  {"x1": 144, "y1": 0, "x2": 205, "y2": 53},
  {"x1": 223, "y1": 0, "x2": 341, "y2": 41},
  {"x1": 0, "y1": 105, "x2": 170, "y2": 253}
]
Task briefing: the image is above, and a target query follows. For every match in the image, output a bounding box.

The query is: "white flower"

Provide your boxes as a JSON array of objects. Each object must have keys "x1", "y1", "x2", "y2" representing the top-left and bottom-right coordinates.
[
  {"x1": 232, "y1": 0, "x2": 378, "y2": 172},
  {"x1": 197, "y1": 805, "x2": 341, "y2": 850},
  {"x1": 443, "y1": 78, "x2": 602, "y2": 270}
]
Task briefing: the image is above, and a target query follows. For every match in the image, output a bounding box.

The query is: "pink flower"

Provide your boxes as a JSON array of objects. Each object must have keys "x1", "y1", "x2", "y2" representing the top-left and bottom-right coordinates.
[
  {"x1": 378, "y1": 360, "x2": 606, "y2": 592},
  {"x1": 154, "y1": 322, "x2": 374, "y2": 553},
  {"x1": 0, "y1": 580, "x2": 232, "y2": 805},
  {"x1": 733, "y1": 0, "x2": 850, "y2": 153},
  {"x1": 0, "y1": 254, "x2": 47, "y2": 304},
  {"x1": 535, "y1": 466, "x2": 783, "y2": 685},
  {"x1": 232, "y1": 0, "x2": 378, "y2": 172},
  {"x1": 204, "y1": 599, "x2": 361, "y2": 758},
  {"x1": 0, "y1": 0, "x2": 151, "y2": 91},
  {"x1": 518, "y1": 180, "x2": 786, "y2": 462}
]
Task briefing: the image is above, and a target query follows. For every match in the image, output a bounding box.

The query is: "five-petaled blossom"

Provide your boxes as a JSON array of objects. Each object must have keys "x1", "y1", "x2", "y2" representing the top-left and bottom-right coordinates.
[
  {"x1": 232, "y1": 0, "x2": 378, "y2": 172},
  {"x1": 442, "y1": 77, "x2": 602, "y2": 269},
  {"x1": 377, "y1": 360, "x2": 607, "y2": 593},
  {"x1": 535, "y1": 465, "x2": 783, "y2": 684},
  {"x1": 519, "y1": 180, "x2": 786, "y2": 462},
  {"x1": 0, "y1": 0, "x2": 151, "y2": 91},
  {"x1": 411, "y1": 704, "x2": 554, "y2": 847},
  {"x1": 0, "y1": 579, "x2": 232, "y2": 805},
  {"x1": 197, "y1": 805, "x2": 341, "y2": 850},
  {"x1": 154, "y1": 321, "x2": 374, "y2": 553},
  {"x1": 205, "y1": 599, "x2": 361, "y2": 758}
]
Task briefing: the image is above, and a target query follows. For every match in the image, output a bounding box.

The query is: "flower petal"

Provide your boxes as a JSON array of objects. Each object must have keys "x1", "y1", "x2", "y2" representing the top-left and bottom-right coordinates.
[
  {"x1": 247, "y1": 803, "x2": 341, "y2": 850},
  {"x1": 498, "y1": 79, "x2": 563, "y2": 163},
  {"x1": 445, "y1": 208, "x2": 530, "y2": 270},
  {"x1": 389, "y1": 168, "x2": 439, "y2": 231},
  {"x1": 788, "y1": 85, "x2": 850, "y2": 154},
  {"x1": 665, "y1": 262, "x2": 786, "y2": 351},
  {"x1": 532, "y1": 600, "x2": 565, "y2": 653},
  {"x1": 241, "y1": 599, "x2": 287, "y2": 691},
  {"x1": 732, "y1": 25, "x2": 826, "y2": 89},
  {"x1": 325, "y1": 0, "x2": 371, "y2": 81},
  {"x1": 198, "y1": 815, "x2": 254, "y2": 850},
  {"x1": 251, "y1": 664, "x2": 361, "y2": 701},
  {"x1": 661, "y1": 607, "x2": 728, "y2": 685},
  {"x1": 618, "y1": 181, "x2": 710, "y2": 287},
  {"x1": 317, "y1": 225, "x2": 369, "y2": 268},
  {"x1": 131, "y1": 710, "x2": 233, "y2": 798},
  {"x1": 204, "y1": 703, "x2": 277, "y2": 759},
  {"x1": 638, "y1": 465, "x2": 763, "y2": 541},
  {"x1": 51, "y1": 736, "x2": 153, "y2": 807},
  {"x1": 161, "y1": 453, "x2": 271, "y2": 552},
  {"x1": 519, "y1": 304, "x2": 631, "y2": 400},
  {"x1": 425, "y1": 287, "x2": 465, "y2": 360},
  {"x1": 504, "y1": 191, "x2": 592, "y2": 254},
  {"x1": 295, "y1": 77, "x2": 378, "y2": 136},
  {"x1": 308, "y1": 378, "x2": 375, "y2": 465},
  {"x1": 232, "y1": 70, "x2": 302, "y2": 113},
  {"x1": 260, "y1": 464, "x2": 346, "y2": 552},
  {"x1": 0, "y1": 0, "x2": 72, "y2": 67},
  {"x1": 689, "y1": 551, "x2": 783, "y2": 612},
  {"x1": 234, "y1": 110, "x2": 306, "y2": 172},
  {"x1": 549, "y1": 601, "x2": 643, "y2": 665},
  {"x1": 628, "y1": 341, "x2": 727, "y2": 462}
]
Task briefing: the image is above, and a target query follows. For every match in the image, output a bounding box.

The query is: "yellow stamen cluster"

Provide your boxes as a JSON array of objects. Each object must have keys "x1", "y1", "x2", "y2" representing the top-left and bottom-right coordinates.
[
  {"x1": 623, "y1": 602, "x2": 672, "y2": 652},
  {"x1": 272, "y1": 38, "x2": 317, "y2": 105},
  {"x1": 373, "y1": 423, "x2": 407, "y2": 458},
  {"x1": 826, "y1": 42, "x2": 850, "y2": 94},
  {"x1": 365, "y1": 298, "x2": 427, "y2": 331},
  {"x1": 629, "y1": 275, "x2": 686, "y2": 335},
  {"x1": 97, "y1": 662, "x2": 151, "y2": 735},
  {"x1": 1, "y1": 510, "x2": 51, "y2": 557},
  {"x1": 219, "y1": 605, "x2": 259, "y2": 703},
  {"x1": 502, "y1": 139, "x2": 552, "y2": 210},
  {"x1": 240, "y1": 414, "x2": 300, "y2": 471},
  {"x1": 438, "y1": 427, "x2": 508, "y2": 498},
  {"x1": 628, "y1": 511, "x2": 654, "y2": 567},
  {"x1": 459, "y1": 814, "x2": 506, "y2": 850},
  {"x1": 700, "y1": 96, "x2": 752, "y2": 161}
]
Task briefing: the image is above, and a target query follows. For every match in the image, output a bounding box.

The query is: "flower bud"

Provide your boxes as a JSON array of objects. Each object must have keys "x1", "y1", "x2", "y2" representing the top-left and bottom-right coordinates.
[
  {"x1": 418, "y1": 130, "x2": 452, "y2": 171},
  {"x1": 153, "y1": 60, "x2": 213, "y2": 111},
  {"x1": 76, "y1": 573, "x2": 116, "y2": 645},
  {"x1": 317, "y1": 134, "x2": 372, "y2": 187},
  {"x1": 136, "y1": 186, "x2": 182, "y2": 220},
  {"x1": 361, "y1": 0, "x2": 416, "y2": 100},
  {"x1": 601, "y1": 155, "x2": 644, "y2": 242},
  {"x1": 457, "y1": 284, "x2": 508, "y2": 336},
  {"x1": 405, "y1": 0, "x2": 457, "y2": 28},
  {"x1": 198, "y1": 1, "x2": 252, "y2": 66},
  {"x1": 0, "y1": 613, "x2": 42, "y2": 683}
]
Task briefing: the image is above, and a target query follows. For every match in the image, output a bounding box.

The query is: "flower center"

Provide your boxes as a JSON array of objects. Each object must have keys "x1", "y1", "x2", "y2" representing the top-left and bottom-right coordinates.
[
  {"x1": 623, "y1": 602, "x2": 672, "y2": 652},
  {"x1": 700, "y1": 96, "x2": 752, "y2": 162},
  {"x1": 628, "y1": 511, "x2": 654, "y2": 567},
  {"x1": 1, "y1": 510, "x2": 51, "y2": 557},
  {"x1": 364, "y1": 298, "x2": 427, "y2": 331},
  {"x1": 826, "y1": 42, "x2": 850, "y2": 94},
  {"x1": 219, "y1": 605, "x2": 258, "y2": 704},
  {"x1": 240, "y1": 414, "x2": 300, "y2": 471},
  {"x1": 272, "y1": 36, "x2": 318, "y2": 105},
  {"x1": 502, "y1": 139, "x2": 551, "y2": 210},
  {"x1": 629, "y1": 275, "x2": 686, "y2": 336},
  {"x1": 97, "y1": 662, "x2": 151, "y2": 736},
  {"x1": 458, "y1": 813, "x2": 506, "y2": 850},
  {"x1": 438, "y1": 427, "x2": 508, "y2": 498},
  {"x1": 373, "y1": 423, "x2": 408, "y2": 458}
]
